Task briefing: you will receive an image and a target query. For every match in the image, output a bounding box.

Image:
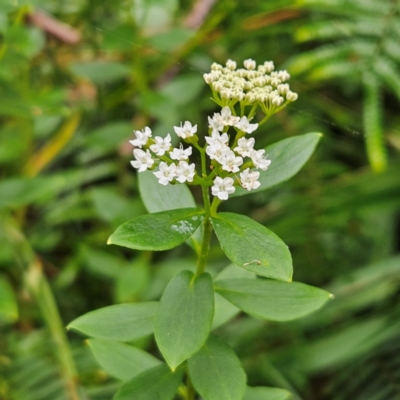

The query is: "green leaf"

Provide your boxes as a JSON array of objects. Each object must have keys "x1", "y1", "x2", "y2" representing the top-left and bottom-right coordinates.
[
  {"x1": 215, "y1": 279, "x2": 332, "y2": 321},
  {"x1": 138, "y1": 170, "x2": 202, "y2": 253},
  {"x1": 87, "y1": 339, "x2": 160, "y2": 381},
  {"x1": 0, "y1": 275, "x2": 18, "y2": 324},
  {"x1": 232, "y1": 133, "x2": 321, "y2": 197},
  {"x1": 188, "y1": 335, "x2": 247, "y2": 400},
  {"x1": 0, "y1": 176, "x2": 68, "y2": 209},
  {"x1": 362, "y1": 71, "x2": 387, "y2": 172},
  {"x1": 108, "y1": 208, "x2": 205, "y2": 251},
  {"x1": 212, "y1": 265, "x2": 256, "y2": 329},
  {"x1": 138, "y1": 170, "x2": 197, "y2": 213},
  {"x1": 155, "y1": 270, "x2": 214, "y2": 370},
  {"x1": 67, "y1": 302, "x2": 158, "y2": 341},
  {"x1": 244, "y1": 386, "x2": 292, "y2": 400},
  {"x1": 113, "y1": 363, "x2": 184, "y2": 400},
  {"x1": 211, "y1": 213, "x2": 293, "y2": 282},
  {"x1": 70, "y1": 62, "x2": 130, "y2": 84}
]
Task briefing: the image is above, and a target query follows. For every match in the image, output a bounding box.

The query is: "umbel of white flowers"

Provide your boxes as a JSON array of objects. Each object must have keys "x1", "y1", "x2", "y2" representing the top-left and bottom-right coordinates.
[
  {"x1": 129, "y1": 59, "x2": 298, "y2": 201},
  {"x1": 203, "y1": 58, "x2": 298, "y2": 115}
]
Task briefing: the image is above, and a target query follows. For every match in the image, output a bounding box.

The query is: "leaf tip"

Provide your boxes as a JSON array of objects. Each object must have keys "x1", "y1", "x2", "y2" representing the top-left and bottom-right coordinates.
[
  {"x1": 106, "y1": 237, "x2": 113, "y2": 245},
  {"x1": 329, "y1": 293, "x2": 335, "y2": 299}
]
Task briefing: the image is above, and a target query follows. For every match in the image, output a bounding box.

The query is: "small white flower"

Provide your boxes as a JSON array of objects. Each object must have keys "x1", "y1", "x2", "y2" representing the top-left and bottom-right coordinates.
[
  {"x1": 226, "y1": 59, "x2": 237, "y2": 70},
  {"x1": 220, "y1": 150, "x2": 243, "y2": 173},
  {"x1": 234, "y1": 137, "x2": 255, "y2": 157},
  {"x1": 286, "y1": 91, "x2": 298, "y2": 101},
  {"x1": 206, "y1": 141, "x2": 230, "y2": 161},
  {"x1": 208, "y1": 114, "x2": 224, "y2": 131},
  {"x1": 240, "y1": 168, "x2": 261, "y2": 191},
  {"x1": 251, "y1": 149, "x2": 272, "y2": 171},
  {"x1": 174, "y1": 121, "x2": 197, "y2": 139},
  {"x1": 278, "y1": 70, "x2": 290, "y2": 81},
  {"x1": 244, "y1": 59, "x2": 256, "y2": 70},
  {"x1": 169, "y1": 144, "x2": 192, "y2": 161},
  {"x1": 264, "y1": 61, "x2": 275, "y2": 72},
  {"x1": 175, "y1": 161, "x2": 196, "y2": 183},
  {"x1": 203, "y1": 73, "x2": 214, "y2": 84},
  {"x1": 205, "y1": 129, "x2": 229, "y2": 146},
  {"x1": 150, "y1": 134, "x2": 172, "y2": 156},
  {"x1": 277, "y1": 84, "x2": 290, "y2": 95},
  {"x1": 153, "y1": 162, "x2": 176, "y2": 185},
  {"x1": 234, "y1": 116, "x2": 258, "y2": 134},
  {"x1": 211, "y1": 176, "x2": 236, "y2": 200},
  {"x1": 131, "y1": 149, "x2": 154, "y2": 172},
  {"x1": 129, "y1": 127, "x2": 152, "y2": 148},
  {"x1": 271, "y1": 96, "x2": 284, "y2": 106},
  {"x1": 220, "y1": 106, "x2": 240, "y2": 126}
]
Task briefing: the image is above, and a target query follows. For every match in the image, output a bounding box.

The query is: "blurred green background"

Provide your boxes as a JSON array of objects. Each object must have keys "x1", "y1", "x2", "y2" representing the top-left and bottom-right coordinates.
[{"x1": 1, "y1": 0, "x2": 400, "y2": 399}]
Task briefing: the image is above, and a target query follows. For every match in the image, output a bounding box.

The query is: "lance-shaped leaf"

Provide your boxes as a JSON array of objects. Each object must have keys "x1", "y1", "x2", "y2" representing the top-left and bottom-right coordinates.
[
  {"x1": 244, "y1": 386, "x2": 292, "y2": 400},
  {"x1": 67, "y1": 302, "x2": 158, "y2": 341},
  {"x1": 138, "y1": 170, "x2": 202, "y2": 253},
  {"x1": 188, "y1": 335, "x2": 247, "y2": 400},
  {"x1": 108, "y1": 208, "x2": 205, "y2": 251},
  {"x1": 155, "y1": 270, "x2": 214, "y2": 370},
  {"x1": 212, "y1": 265, "x2": 256, "y2": 329},
  {"x1": 113, "y1": 364, "x2": 184, "y2": 400},
  {"x1": 138, "y1": 170, "x2": 196, "y2": 212},
  {"x1": 232, "y1": 133, "x2": 321, "y2": 197},
  {"x1": 87, "y1": 339, "x2": 161, "y2": 381},
  {"x1": 215, "y1": 278, "x2": 332, "y2": 321},
  {"x1": 211, "y1": 213, "x2": 292, "y2": 282}
]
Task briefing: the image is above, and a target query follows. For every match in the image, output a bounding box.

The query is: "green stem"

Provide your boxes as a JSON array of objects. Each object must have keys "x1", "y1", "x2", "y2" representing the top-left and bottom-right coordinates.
[
  {"x1": 1, "y1": 217, "x2": 82, "y2": 400},
  {"x1": 185, "y1": 373, "x2": 196, "y2": 400}
]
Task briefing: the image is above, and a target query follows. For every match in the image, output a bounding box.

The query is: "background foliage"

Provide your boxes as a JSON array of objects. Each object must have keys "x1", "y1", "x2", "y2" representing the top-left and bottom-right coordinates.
[{"x1": 0, "y1": 0, "x2": 399, "y2": 399}]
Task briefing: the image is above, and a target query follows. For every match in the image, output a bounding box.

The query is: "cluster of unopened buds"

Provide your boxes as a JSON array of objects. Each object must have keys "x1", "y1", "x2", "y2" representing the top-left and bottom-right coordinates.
[{"x1": 129, "y1": 59, "x2": 298, "y2": 201}]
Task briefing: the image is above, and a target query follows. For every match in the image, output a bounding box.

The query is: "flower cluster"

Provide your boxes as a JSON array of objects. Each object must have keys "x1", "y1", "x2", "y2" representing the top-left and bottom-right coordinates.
[
  {"x1": 203, "y1": 58, "x2": 298, "y2": 116},
  {"x1": 128, "y1": 59, "x2": 297, "y2": 201},
  {"x1": 129, "y1": 105, "x2": 271, "y2": 201}
]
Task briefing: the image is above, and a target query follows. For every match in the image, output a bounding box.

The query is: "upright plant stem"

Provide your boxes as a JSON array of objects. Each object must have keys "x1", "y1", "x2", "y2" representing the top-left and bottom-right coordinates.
[{"x1": 1, "y1": 217, "x2": 82, "y2": 400}]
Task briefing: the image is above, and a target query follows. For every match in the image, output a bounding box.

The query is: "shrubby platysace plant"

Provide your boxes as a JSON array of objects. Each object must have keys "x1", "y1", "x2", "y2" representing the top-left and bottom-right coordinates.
[{"x1": 69, "y1": 59, "x2": 330, "y2": 400}]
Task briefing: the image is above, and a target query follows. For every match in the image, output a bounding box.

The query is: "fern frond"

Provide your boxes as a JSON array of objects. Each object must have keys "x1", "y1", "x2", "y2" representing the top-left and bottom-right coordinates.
[
  {"x1": 374, "y1": 57, "x2": 400, "y2": 101},
  {"x1": 309, "y1": 60, "x2": 359, "y2": 80},
  {"x1": 288, "y1": 40, "x2": 374, "y2": 75},
  {"x1": 297, "y1": 0, "x2": 392, "y2": 16},
  {"x1": 362, "y1": 71, "x2": 387, "y2": 172},
  {"x1": 295, "y1": 18, "x2": 384, "y2": 43}
]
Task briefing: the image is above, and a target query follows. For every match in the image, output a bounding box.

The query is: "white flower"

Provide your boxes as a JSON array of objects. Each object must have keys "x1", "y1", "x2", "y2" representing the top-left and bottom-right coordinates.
[
  {"x1": 169, "y1": 144, "x2": 192, "y2": 161},
  {"x1": 234, "y1": 116, "x2": 258, "y2": 134},
  {"x1": 263, "y1": 61, "x2": 274, "y2": 72},
  {"x1": 206, "y1": 141, "x2": 230, "y2": 161},
  {"x1": 205, "y1": 129, "x2": 229, "y2": 146},
  {"x1": 211, "y1": 176, "x2": 236, "y2": 200},
  {"x1": 240, "y1": 168, "x2": 261, "y2": 191},
  {"x1": 174, "y1": 121, "x2": 197, "y2": 139},
  {"x1": 244, "y1": 59, "x2": 256, "y2": 70},
  {"x1": 131, "y1": 149, "x2": 154, "y2": 172},
  {"x1": 250, "y1": 149, "x2": 272, "y2": 171},
  {"x1": 271, "y1": 96, "x2": 284, "y2": 106},
  {"x1": 208, "y1": 114, "x2": 224, "y2": 131},
  {"x1": 150, "y1": 134, "x2": 172, "y2": 156},
  {"x1": 220, "y1": 151, "x2": 243, "y2": 173},
  {"x1": 175, "y1": 161, "x2": 196, "y2": 183},
  {"x1": 278, "y1": 70, "x2": 290, "y2": 81},
  {"x1": 286, "y1": 91, "x2": 298, "y2": 101},
  {"x1": 219, "y1": 106, "x2": 240, "y2": 126},
  {"x1": 129, "y1": 127, "x2": 152, "y2": 148},
  {"x1": 234, "y1": 137, "x2": 255, "y2": 157},
  {"x1": 226, "y1": 59, "x2": 237, "y2": 70},
  {"x1": 153, "y1": 162, "x2": 176, "y2": 185}
]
